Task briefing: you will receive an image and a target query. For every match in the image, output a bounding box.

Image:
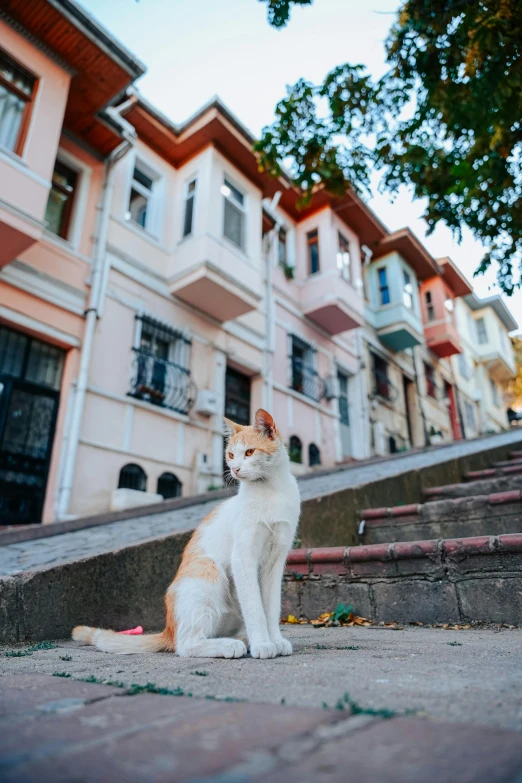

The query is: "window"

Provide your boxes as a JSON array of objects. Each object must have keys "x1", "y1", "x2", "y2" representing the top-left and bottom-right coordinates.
[
  {"x1": 378, "y1": 267, "x2": 390, "y2": 305},
  {"x1": 278, "y1": 227, "x2": 287, "y2": 265},
  {"x1": 425, "y1": 291, "x2": 435, "y2": 322},
  {"x1": 424, "y1": 363, "x2": 437, "y2": 398},
  {"x1": 338, "y1": 371, "x2": 349, "y2": 426},
  {"x1": 157, "y1": 472, "x2": 182, "y2": 499},
  {"x1": 489, "y1": 377, "x2": 500, "y2": 406},
  {"x1": 118, "y1": 464, "x2": 147, "y2": 492},
  {"x1": 467, "y1": 311, "x2": 476, "y2": 341},
  {"x1": 444, "y1": 297, "x2": 454, "y2": 318},
  {"x1": 476, "y1": 317, "x2": 488, "y2": 345},
  {"x1": 289, "y1": 435, "x2": 302, "y2": 464},
  {"x1": 464, "y1": 401, "x2": 475, "y2": 430},
  {"x1": 0, "y1": 51, "x2": 36, "y2": 155},
  {"x1": 127, "y1": 165, "x2": 155, "y2": 230},
  {"x1": 309, "y1": 443, "x2": 321, "y2": 467},
  {"x1": 222, "y1": 177, "x2": 245, "y2": 249},
  {"x1": 290, "y1": 335, "x2": 322, "y2": 401},
  {"x1": 44, "y1": 160, "x2": 78, "y2": 239},
  {"x1": 182, "y1": 179, "x2": 196, "y2": 237},
  {"x1": 372, "y1": 353, "x2": 391, "y2": 400},
  {"x1": 337, "y1": 232, "x2": 351, "y2": 281},
  {"x1": 403, "y1": 270, "x2": 413, "y2": 309},
  {"x1": 307, "y1": 229, "x2": 320, "y2": 274},
  {"x1": 0, "y1": 325, "x2": 64, "y2": 390},
  {"x1": 458, "y1": 352, "x2": 471, "y2": 380},
  {"x1": 130, "y1": 315, "x2": 196, "y2": 415}
]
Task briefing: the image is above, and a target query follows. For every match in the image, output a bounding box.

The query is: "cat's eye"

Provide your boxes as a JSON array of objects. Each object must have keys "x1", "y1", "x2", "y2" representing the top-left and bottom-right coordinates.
[
  {"x1": 245, "y1": 448, "x2": 255, "y2": 457},
  {"x1": 227, "y1": 452, "x2": 234, "y2": 460}
]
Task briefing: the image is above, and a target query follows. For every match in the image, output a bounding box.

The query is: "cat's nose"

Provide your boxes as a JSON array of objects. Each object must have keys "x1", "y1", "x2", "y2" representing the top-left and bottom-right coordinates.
[{"x1": 232, "y1": 468, "x2": 240, "y2": 476}]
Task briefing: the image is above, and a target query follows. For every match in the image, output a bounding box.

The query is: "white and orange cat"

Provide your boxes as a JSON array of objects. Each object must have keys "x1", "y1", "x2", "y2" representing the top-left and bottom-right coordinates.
[{"x1": 73, "y1": 409, "x2": 300, "y2": 659}]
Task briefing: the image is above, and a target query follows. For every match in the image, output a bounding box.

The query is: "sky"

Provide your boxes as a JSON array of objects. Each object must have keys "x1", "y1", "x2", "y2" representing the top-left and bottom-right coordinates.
[{"x1": 80, "y1": 0, "x2": 521, "y2": 331}]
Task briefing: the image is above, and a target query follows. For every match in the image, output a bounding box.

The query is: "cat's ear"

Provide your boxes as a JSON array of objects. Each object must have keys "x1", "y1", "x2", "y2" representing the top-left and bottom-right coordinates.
[
  {"x1": 254, "y1": 408, "x2": 277, "y2": 440},
  {"x1": 223, "y1": 417, "x2": 244, "y2": 438}
]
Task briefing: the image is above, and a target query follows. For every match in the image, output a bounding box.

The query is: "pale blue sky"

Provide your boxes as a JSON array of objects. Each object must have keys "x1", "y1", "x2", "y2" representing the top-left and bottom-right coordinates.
[{"x1": 80, "y1": 0, "x2": 520, "y2": 329}]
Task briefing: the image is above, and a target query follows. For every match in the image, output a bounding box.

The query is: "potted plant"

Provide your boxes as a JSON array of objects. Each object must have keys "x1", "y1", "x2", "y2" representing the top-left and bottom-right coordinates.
[{"x1": 429, "y1": 425, "x2": 443, "y2": 445}]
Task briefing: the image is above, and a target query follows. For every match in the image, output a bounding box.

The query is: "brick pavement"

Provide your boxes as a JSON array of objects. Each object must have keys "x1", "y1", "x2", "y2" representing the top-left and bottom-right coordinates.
[{"x1": 1, "y1": 430, "x2": 521, "y2": 578}]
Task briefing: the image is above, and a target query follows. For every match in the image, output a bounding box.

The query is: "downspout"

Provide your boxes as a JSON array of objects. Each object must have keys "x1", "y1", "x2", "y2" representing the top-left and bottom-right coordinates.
[
  {"x1": 262, "y1": 192, "x2": 282, "y2": 413},
  {"x1": 359, "y1": 244, "x2": 373, "y2": 458},
  {"x1": 55, "y1": 108, "x2": 137, "y2": 520},
  {"x1": 412, "y1": 345, "x2": 430, "y2": 447}
]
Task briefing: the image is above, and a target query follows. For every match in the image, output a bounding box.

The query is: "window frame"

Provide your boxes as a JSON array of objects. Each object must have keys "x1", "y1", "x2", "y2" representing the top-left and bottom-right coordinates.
[
  {"x1": 0, "y1": 49, "x2": 38, "y2": 157},
  {"x1": 377, "y1": 266, "x2": 390, "y2": 306},
  {"x1": 44, "y1": 159, "x2": 78, "y2": 241},
  {"x1": 278, "y1": 226, "x2": 287, "y2": 266},
  {"x1": 424, "y1": 363, "x2": 437, "y2": 399},
  {"x1": 425, "y1": 290, "x2": 435, "y2": 322},
  {"x1": 337, "y1": 232, "x2": 351, "y2": 282},
  {"x1": 222, "y1": 175, "x2": 246, "y2": 250},
  {"x1": 476, "y1": 317, "x2": 488, "y2": 345},
  {"x1": 372, "y1": 352, "x2": 391, "y2": 400},
  {"x1": 182, "y1": 177, "x2": 197, "y2": 238},
  {"x1": 402, "y1": 269, "x2": 414, "y2": 310},
  {"x1": 306, "y1": 229, "x2": 320, "y2": 275}
]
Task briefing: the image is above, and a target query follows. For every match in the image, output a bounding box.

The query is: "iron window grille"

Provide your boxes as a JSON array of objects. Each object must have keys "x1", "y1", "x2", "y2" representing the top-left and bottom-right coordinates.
[
  {"x1": 424, "y1": 363, "x2": 441, "y2": 399},
  {"x1": 309, "y1": 443, "x2": 321, "y2": 466},
  {"x1": 129, "y1": 315, "x2": 197, "y2": 415},
  {"x1": 289, "y1": 435, "x2": 302, "y2": 464},
  {"x1": 118, "y1": 463, "x2": 147, "y2": 492},
  {"x1": 290, "y1": 335, "x2": 325, "y2": 402},
  {"x1": 157, "y1": 472, "x2": 182, "y2": 499}
]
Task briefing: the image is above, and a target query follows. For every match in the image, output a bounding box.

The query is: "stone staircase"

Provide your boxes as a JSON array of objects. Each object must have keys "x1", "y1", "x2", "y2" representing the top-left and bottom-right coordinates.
[{"x1": 283, "y1": 448, "x2": 522, "y2": 626}]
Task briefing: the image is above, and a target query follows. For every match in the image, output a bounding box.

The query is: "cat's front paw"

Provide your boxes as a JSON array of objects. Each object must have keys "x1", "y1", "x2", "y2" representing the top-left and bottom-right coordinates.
[
  {"x1": 250, "y1": 641, "x2": 278, "y2": 659},
  {"x1": 273, "y1": 637, "x2": 292, "y2": 656}
]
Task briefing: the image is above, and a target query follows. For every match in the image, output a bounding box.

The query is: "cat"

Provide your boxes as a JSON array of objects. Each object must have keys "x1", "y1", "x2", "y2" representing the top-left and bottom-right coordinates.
[{"x1": 72, "y1": 408, "x2": 301, "y2": 659}]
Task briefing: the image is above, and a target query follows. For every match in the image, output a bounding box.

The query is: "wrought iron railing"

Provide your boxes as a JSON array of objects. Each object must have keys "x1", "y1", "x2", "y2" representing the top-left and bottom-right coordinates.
[
  {"x1": 290, "y1": 357, "x2": 325, "y2": 402},
  {"x1": 372, "y1": 369, "x2": 398, "y2": 402},
  {"x1": 129, "y1": 349, "x2": 197, "y2": 415}
]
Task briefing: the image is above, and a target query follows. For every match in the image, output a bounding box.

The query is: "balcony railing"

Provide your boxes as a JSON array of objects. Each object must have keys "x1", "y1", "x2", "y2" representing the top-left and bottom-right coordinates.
[
  {"x1": 290, "y1": 357, "x2": 326, "y2": 403},
  {"x1": 129, "y1": 349, "x2": 197, "y2": 415}
]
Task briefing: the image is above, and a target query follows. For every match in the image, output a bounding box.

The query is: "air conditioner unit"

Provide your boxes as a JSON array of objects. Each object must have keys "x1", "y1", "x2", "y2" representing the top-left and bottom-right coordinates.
[
  {"x1": 323, "y1": 375, "x2": 340, "y2": 400},
  {"x1": 195, "y1": 389, "x2": 219, "y2": 416}
]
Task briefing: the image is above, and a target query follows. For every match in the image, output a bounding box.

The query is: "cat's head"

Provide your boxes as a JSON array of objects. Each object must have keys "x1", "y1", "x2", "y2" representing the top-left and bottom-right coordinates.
[{"x1": 224, "y1": 409, "x2": 284, "y2": 482}]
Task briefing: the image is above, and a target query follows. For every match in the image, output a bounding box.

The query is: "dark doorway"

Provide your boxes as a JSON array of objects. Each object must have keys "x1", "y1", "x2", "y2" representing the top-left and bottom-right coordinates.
[
  {"x1": 224, "y1": 367, "x2": 251, "y2": 474},
  {"x1": 0, "y1": 326, "x2": 64, "y2": 524},
  {"x1": 402, "y1": 375, "x2": 414, "y2": 448}
]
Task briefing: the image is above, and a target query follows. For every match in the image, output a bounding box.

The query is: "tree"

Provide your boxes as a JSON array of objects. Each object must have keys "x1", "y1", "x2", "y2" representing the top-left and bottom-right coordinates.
[
  {"x1": 256, "y1": 0, "x2": 522, "y2": 295},
  {"x1": 505, "y1": 336, "x2": 522, "y2": 412},
  {"x1": 259, "y1": 0, "x2": 313, "y2": 28}
]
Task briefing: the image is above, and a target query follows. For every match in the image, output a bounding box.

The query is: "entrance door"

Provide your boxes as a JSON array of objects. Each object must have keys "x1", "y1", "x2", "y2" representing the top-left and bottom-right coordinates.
[
  {"x1": 337, "y1": 371, "x2": 351, "y2": 459},
  {"x1": 224, "y1": 367, "x2": 251, "y2": 474},
  {"x1": 0, "y1": 326, "x2": 64, "y2": 524},
  {"x1": 402, "y1": 376, "x2": 414, "y2": 448},
  {"x1": 444, "y1": 381, "x2": 462, "y2": 440}
]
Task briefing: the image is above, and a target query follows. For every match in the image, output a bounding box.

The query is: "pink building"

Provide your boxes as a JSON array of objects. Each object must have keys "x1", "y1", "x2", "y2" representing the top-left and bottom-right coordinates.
[{"x1": 0, "y1": 1, "x2": 517, "y2": 525}]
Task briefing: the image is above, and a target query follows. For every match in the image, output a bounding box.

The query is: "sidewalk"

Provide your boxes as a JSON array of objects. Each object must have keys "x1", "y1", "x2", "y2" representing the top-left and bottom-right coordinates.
[{"x1": 1, "y1": 626, "x2": 522, "y2": 782}]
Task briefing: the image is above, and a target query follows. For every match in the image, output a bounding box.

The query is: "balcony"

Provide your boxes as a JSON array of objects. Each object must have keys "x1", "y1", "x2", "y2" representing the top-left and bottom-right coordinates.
[
  {"x1": 366, "y1": 302, "x2": 423, "y2": 352},
  {"x1": 168, "y1": 236, "x2": 262, "y2": 322},
  {"x1": 476, "y1": 347, "x2": 516, "y2": 381},
  {"x1": 0, "y1": 158, "x2": 47, "y2": 267},
  {"x1": 300, "y1": 272, "x2": 364, "y2": 334},
  {"x1": 424, "y1": 318, "x2": 462, "y2": 358},
  {"x1": 290, "y1": 357, "x2": 326, "y2": 402},
  {"x1": 128, "y1": 349, "x2": 198, "y2": 415}
]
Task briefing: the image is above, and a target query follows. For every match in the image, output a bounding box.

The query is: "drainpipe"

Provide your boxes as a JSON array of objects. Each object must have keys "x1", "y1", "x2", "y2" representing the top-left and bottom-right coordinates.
[
  {"x1": 358, "y1": 244, "x2": 373, "y2": 458},
  {"x1": 262, "y1": 192, "x2": 282, "y2": 413},
  {"x1": 412, "y1": 345, "x2": 430, "y2": 447},
  {"x1": 55, "y1": 108, "x2": 137, "y2": 520}
]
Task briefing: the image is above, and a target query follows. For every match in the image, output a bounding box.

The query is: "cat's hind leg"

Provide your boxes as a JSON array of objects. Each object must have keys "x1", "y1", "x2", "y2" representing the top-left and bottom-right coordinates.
[{"x1": 174, "y1": 576, "x2": 247, "y2": 659}]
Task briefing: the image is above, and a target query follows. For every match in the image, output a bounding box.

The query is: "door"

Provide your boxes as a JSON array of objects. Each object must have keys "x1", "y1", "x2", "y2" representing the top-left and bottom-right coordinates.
[
  {"x1": 337, "y1": 371, "x2": 351, "y2": 459},
  {"x1": 444, "y1": 381, "x2": 462, "y2": 441},
  {"x1": 402, "y1": 375, "x2": 414, "y2": 448},
  {"x1": 224, "y1": 367, "x2": 251, "y2": 473},
  {"x1": 0, "y1": 326, "x2": 64, "y2": 524}
]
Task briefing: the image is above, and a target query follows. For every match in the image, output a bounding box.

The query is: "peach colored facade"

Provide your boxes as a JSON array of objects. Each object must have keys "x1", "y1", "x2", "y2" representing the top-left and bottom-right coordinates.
[{"x1": 0, "y1": 2, "x2": 518, "y2": 525}]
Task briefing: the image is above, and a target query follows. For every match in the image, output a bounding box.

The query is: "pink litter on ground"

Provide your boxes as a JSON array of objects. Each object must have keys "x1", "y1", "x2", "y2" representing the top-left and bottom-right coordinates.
[{"x1": 118, "y1": 626, "x2": 143, "y2": 635}]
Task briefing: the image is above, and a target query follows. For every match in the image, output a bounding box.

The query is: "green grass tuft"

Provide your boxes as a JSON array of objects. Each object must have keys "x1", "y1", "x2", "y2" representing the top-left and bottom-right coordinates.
[
  {"x1": 53, "y1": 672, "x2": 72, "y2": 678},
  {"x1": 5, "y1": 641, "x2": 59, "y2": 658}
]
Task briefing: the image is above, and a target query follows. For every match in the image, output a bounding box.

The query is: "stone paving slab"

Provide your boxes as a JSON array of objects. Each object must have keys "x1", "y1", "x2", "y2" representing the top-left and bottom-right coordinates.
[
  {"x1": 1, "y1": 430, "x2": 521, "y2": 578},
  {"x1": 2, "y1": 626, "x2": 521, "y2": 732},
  {"x1": 1, "y1": 672, "x2": 521, "y2": 783}
]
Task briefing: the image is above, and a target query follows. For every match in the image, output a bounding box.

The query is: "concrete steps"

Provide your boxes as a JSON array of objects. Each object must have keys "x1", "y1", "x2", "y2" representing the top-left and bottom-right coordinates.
[
  {"x1": 464, "y1": 463, "x2": 522, "y2": 481},
  {"x1": 357, "y1": 490, "x2": 522, "y2": 545},
  {"x1": 423, "y1": 473, "x2": 522, "y2": 501}
]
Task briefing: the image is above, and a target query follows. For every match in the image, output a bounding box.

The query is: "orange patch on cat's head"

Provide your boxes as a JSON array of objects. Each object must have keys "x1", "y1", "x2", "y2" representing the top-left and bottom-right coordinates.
[{"x1": 225, "y1": 409, "x2": 281, "y2": 454}]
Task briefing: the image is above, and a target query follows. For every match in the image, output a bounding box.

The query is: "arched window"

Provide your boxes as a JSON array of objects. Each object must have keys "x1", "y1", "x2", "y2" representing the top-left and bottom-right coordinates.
[
  {"x1": 309, "y1": 443, "x2": 321, "y2": 467},
  {"x1": 389, "y1": 436, "x2": 398, "y2": 454},
  {"x1": 157, "y1": 472, "x2": 182, "y2": 499},
  {"x1": 118, "y1": 463, "x2": 147, "y2": 492},
  {"x1": 289, "y1": 435, "x2": 302, "y2": 464}
]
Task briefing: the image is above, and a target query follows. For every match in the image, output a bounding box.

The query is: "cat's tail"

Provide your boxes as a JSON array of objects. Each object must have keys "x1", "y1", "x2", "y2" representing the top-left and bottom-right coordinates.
[{"x1": 72, "y1": 625, "x2": 174, "y2": 654}]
